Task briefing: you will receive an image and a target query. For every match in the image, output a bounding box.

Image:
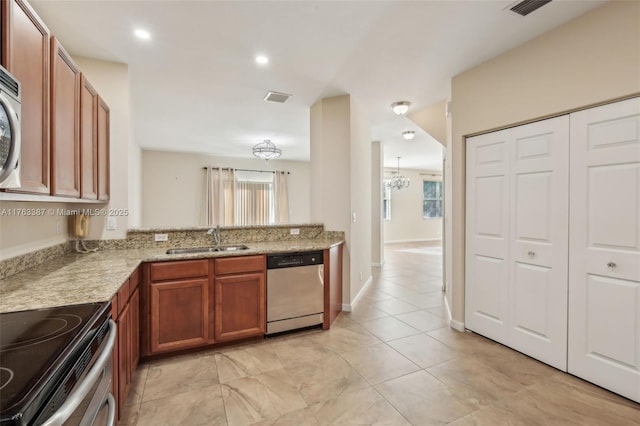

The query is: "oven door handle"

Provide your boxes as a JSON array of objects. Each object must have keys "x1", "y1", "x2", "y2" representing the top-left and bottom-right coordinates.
[
  {"x1": 42, "y1": 320, "x2": 117, "y2": 426},
  {"x1": 105, "y1": 392, "x2": 116, "y2": 426}
]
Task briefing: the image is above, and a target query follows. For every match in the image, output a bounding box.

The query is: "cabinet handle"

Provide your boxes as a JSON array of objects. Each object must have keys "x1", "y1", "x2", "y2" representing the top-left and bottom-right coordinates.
[
  {"x1": 607, "y1": 262, "x2": 617, "y2": 269},
  {"x1": 527, "y1": 251, "x2": 535, "y2": 258}
]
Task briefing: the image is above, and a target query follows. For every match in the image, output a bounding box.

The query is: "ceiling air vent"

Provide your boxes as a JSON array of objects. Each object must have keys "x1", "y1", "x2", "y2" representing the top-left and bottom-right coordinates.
[
  {"x1": 264, "y1": 91, "x2": 291, "y2": 103},
  {"x1": 508, "y1": 0, "x2": 552, "y2": 17}
]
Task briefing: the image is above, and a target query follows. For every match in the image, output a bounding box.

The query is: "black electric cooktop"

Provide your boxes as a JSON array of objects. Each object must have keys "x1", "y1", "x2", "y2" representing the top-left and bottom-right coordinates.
[{"x1": 0, "y1": 302, "x2": 110, "y2": 425}]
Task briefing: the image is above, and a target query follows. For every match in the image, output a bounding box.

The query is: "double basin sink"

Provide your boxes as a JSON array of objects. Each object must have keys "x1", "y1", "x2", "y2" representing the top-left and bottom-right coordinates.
[{"x1": 166, "y1": 245, "x2": 249, "y2": 255}]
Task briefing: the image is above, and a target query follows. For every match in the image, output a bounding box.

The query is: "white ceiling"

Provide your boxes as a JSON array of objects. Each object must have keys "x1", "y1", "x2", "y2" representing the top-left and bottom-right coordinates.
[{"x1": 31, "y1": 0, "x2": 605, "y2": 170}]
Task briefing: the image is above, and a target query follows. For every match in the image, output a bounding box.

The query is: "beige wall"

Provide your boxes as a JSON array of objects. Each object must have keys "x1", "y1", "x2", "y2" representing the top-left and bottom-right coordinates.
[
  {"x1": 349, "y1": 96, "x2": 372, "y2": 301},
  {"x1": 408, "y1": 100, "x2": 447, "y2": 145},
  {"x1": 72, "y1": 56, "x2": 138, "y2": 239},
  {"x1": 310, "y1": 94, "x2": 373, "y2": 305},
  {"x1": 384, "y1": 169, "x2": 442, "y2": 243},
  {"x1": 371, "y1": 141, "x2": 384, "y2": 266},
  {"x1": 310, "y1": 96, "x2": 352, "y2": 302},
  {"x1": 142, "y1": 150, "x2": 311, "y2": 228},
  {"x1": 448, "y1": 1, "x2": 640, "y2": 324}
]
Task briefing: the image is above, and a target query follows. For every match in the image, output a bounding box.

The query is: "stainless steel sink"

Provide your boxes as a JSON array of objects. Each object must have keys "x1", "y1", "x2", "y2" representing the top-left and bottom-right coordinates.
[{"x1": 166, "y1": 245, "x2": 249, "y2": 255}]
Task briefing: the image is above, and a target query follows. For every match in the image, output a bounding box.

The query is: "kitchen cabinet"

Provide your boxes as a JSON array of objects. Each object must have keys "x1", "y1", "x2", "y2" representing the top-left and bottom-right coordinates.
[
  {"x1": 145, "y1": 259, "x2": 211, "y2": 355},
  {"x1": 214, "y1": 255, "x2": 266, "y2": 341},
  {"x1": 79, "y1": 74, "x2": 98, "y2": 199},
  {"x1": 1, "y1": 0, "x2": 50, "y2": 194},
  {"x1": 97, "y1": 97, "x2": 110, "y2": 200},
  {"x1": 323, "y1": 243, "x2": 343, "y2": 329},
  {"x1": 111, "y1": 268, "x2": 140, "y2": 419},
  {"x1": 50, "y1": 37, "x2": 80, "y2": 197}
]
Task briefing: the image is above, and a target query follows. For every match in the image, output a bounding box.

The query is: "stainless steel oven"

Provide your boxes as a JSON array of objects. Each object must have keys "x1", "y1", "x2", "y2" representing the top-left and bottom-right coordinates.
[
  {"x1": 0, "y1": 303, "x2": 116, "y2": 426},
  {"x1": 0, "y1": 65, "x2": 21, "y2": 189}
]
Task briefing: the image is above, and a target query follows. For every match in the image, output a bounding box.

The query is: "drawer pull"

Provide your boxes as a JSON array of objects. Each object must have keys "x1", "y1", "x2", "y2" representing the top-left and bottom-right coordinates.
[
  {"x1": 527, "y1": 251, "x2": 535, "y2": 258},
  {"x1": 607, "y1": 261, "x2": 617, "y2": 270}
]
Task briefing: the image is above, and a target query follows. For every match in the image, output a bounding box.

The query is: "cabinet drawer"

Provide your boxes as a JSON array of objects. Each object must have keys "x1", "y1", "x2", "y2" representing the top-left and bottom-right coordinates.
[
  {"x1": 149, "y1": 260, "x2": 209, "y2": 281},
  {"x1": 215, "y1": 255, "x2": 265, "y2": 275}
]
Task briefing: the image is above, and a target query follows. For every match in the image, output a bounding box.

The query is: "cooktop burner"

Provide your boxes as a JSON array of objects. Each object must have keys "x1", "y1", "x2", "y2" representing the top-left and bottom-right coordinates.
[{"x1": 0, "y1": 302, "x2": 110, "y2": 425}]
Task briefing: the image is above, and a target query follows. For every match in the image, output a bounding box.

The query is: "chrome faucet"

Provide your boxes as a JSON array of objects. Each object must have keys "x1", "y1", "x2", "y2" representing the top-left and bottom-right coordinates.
[{"x1": 207, "y1": 225, "x2": 221, "y2": 246}]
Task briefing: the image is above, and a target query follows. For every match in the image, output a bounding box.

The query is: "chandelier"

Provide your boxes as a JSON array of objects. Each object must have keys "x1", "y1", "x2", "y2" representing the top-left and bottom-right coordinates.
[
  {"x1": 252, "y1": 140, "x2": 281, "y2": 161},
  {"x1": 386, "y1": 157, "x2": 410, "y2": 190}
]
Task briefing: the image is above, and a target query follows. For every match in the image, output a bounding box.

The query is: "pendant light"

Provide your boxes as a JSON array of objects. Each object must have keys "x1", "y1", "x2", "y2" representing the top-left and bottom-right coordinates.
[{"x1": 387, "y1": 157, "x2": 410, "y2": 190}]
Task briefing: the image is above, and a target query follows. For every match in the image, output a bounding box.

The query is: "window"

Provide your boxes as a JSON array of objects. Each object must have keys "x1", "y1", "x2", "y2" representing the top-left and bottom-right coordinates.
[
  {"x1": 383, "y1": 179, "x2": 391, "y2": 220},
  {"x1": 234, "y1": 171, "x2": 274, "y2": 226},
  {"x1": 423, "y1": 180, "x2": 443, "y2": 218}
]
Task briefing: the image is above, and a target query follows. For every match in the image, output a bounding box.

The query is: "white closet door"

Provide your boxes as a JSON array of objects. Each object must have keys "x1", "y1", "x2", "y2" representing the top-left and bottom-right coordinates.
[
  {"x1": 466, "y1": 129, "x2": 510, "y2": 342},
  {"x1": 508, "y1": 116, "x2": 569, "y2": 370},
  {"x1": 568, "y1": 97, "x2": 640, "y2": 403}
]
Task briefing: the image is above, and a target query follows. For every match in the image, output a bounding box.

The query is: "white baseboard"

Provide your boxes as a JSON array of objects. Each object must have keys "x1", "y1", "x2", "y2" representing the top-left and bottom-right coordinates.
[
  {"x1": 342, "y1": 275, "x2": 373, "y2": 312},
  {"x1": 444, "y1": 296, "x2": 465, "y2": 331},
  {"x1": 384, "y1": 238, "x2": 442, "y2": 244},
  {"x1": 450, "y1": 320, "x2": 465, "y2": 331}
]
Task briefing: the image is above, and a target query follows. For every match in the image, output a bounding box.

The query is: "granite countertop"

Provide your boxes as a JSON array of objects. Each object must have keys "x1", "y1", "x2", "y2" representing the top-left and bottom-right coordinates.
[{"x1": 0, "y1": 237, "x2": 343, "y2": 313}]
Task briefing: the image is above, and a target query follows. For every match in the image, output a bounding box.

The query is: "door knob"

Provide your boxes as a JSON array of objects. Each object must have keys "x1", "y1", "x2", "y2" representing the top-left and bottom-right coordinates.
[{"x1": 607, "y1": 262, "x2": 617, "y2": 269}]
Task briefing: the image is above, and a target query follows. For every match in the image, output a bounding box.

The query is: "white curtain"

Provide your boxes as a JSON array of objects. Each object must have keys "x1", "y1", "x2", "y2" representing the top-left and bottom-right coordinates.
[
  {"x1": 202, "y1": 168, "x2": 235, "y2": 226},
  {"x1": 235, "y1": 181, "x2": 271, "y2": 226},
  {"x1": 273, "y1": 171, "x2": 289, "y2": 224}
]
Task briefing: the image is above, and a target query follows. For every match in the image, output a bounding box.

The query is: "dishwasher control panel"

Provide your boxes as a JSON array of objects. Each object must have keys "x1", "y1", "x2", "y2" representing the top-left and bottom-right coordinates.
[{"x1": 267, "y1": 251, "x2": 324, "y2": 269}]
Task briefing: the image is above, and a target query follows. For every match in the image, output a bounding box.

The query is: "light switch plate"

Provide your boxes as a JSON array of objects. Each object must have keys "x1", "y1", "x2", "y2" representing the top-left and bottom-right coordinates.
[
  {"x1": 106, "y1": 216, "x2": 116, "y2": 230},
  {"x1": 155, "y1": 233, "x2": 169, "y2": 242},
  {"x1": 290, "y1": 228, "x2": 300, "y2": 235}
]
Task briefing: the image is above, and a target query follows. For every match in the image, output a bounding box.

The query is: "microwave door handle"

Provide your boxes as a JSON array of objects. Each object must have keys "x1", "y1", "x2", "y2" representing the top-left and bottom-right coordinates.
[
  {"x1": 0, "y1": 92, "x2": 21, "y2": 183},
  {"x1": 42, "y1": 320, "x2": 117, "y2": 426}
]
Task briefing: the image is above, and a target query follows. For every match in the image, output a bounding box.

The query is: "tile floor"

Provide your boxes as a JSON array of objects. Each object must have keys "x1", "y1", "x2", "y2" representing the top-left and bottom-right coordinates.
[{"x1": 120, "y1": 242, "x2": 640, "y2": 426}]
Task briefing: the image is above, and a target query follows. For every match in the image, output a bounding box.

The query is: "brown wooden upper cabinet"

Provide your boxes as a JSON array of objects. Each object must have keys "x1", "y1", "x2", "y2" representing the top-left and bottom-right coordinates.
[
  {"x1": 97, "y1": 97, "x2": 110, "y2": 201},
  {"x1": 79, "y1": 74, "x2": 98, "y2": 200},
  {"x1": 1, "y1": 0, "x2": 51, "y2": 194},
  {"x1": 50, "y1": 37, "x2": 80, "y2": 197}
]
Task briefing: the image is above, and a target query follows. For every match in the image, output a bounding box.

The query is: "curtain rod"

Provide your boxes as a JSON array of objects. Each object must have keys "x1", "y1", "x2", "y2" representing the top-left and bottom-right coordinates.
[{"x1": 203, "y1": 167, "x2": 290, "y2": 174}]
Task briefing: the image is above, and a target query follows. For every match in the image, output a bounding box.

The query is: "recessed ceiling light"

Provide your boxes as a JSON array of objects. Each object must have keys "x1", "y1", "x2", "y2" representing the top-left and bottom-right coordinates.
[
  {"x1": 255, "y1": 55, "x2": 269, "y2": 65},
  {"x1": 134, "y1": 29, "x2": 151, "y2": 40}
]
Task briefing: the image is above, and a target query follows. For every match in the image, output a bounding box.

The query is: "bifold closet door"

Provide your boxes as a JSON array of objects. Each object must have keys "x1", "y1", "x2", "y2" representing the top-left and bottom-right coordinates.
[
  {"x1": 466, "y1": 116, "x2": 569, "y2": 370},
  {"x1": 508, "y1": 116, "x2": 569, "y2": 370},
  {"x1": 568, "y1": 97, "x2": 640, "y2": 403},
  {"x1": 466, "y1": 129, "x2": 510, "y2": 343}
]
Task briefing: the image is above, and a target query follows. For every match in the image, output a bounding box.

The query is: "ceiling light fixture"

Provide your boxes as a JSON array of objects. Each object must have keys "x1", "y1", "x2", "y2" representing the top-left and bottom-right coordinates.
[
  {"x1": 402, "y1": 130, "x2": 415, "y2": 140},
  {"x1": 255, "y1": 55, "x2": 269, "y2": 65},
  {"x1": 386, "y1": 157, "x2": 410, "y2": 190},
  {"x1": 391, "y1": 101, "x2": 411, "y2": 115},
  {"x1": 134, "y1": 29, "x2": 151, "y2": 40},
  {"x1": 252, "y1": 140, "x2": 281, "y2": 161}
]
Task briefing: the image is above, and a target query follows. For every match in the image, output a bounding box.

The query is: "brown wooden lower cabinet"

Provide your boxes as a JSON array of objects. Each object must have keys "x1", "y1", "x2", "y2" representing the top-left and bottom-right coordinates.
[
  {"x1": 214, "y1": 272, "x2": 265, "y2": 341},
  {"x1": 112, "y1": 268, "x2": 140, "y2": 420},
  {"x1": 149, "y1": 278, "x2": 209, "y2": 353}
]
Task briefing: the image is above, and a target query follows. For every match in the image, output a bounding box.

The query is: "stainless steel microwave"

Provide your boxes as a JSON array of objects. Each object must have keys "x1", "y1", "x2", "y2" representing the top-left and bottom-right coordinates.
[{"x1": 0, "y1": 65, "x2": 21, "y2": 188}]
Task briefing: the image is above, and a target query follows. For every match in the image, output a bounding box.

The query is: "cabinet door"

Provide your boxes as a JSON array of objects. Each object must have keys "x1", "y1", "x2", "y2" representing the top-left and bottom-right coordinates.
[
  {"x1": 214, "y1": 272, "x2": 265, "y2": 341},
  {"x1": 465, "y1": 128, "x2": 510, "y2": 342},
  {"x1": 79, "y1": 74, "x2": 98, "y2": 199},
  {"x1": 568, "y1": 97, "x2": 640, "y2": 402},
  {"x1": 129, "y1": 288, "x2": 140, "y2": 375},
  {"x1": 97, "y1": 97, "x2": 110, "y2": 200},
  {"x1": 117, "y1": 302, "x2": 131, "y2": 415},
  {"x1": 149, "y1": 279, "x2": 209, "y2": 354},
  {"x1": 1, "y1": 0, "x2": 50, "y2": 193},
  {"x1": 50, "y1": 37, "x2": 80, "y2": 197}
]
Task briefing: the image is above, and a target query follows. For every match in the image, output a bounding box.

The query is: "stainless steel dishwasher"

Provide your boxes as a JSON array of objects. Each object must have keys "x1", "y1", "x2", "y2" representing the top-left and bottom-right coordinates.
[{"x1": 266, "y1": 251, "x2": 324, "y2": 334}]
